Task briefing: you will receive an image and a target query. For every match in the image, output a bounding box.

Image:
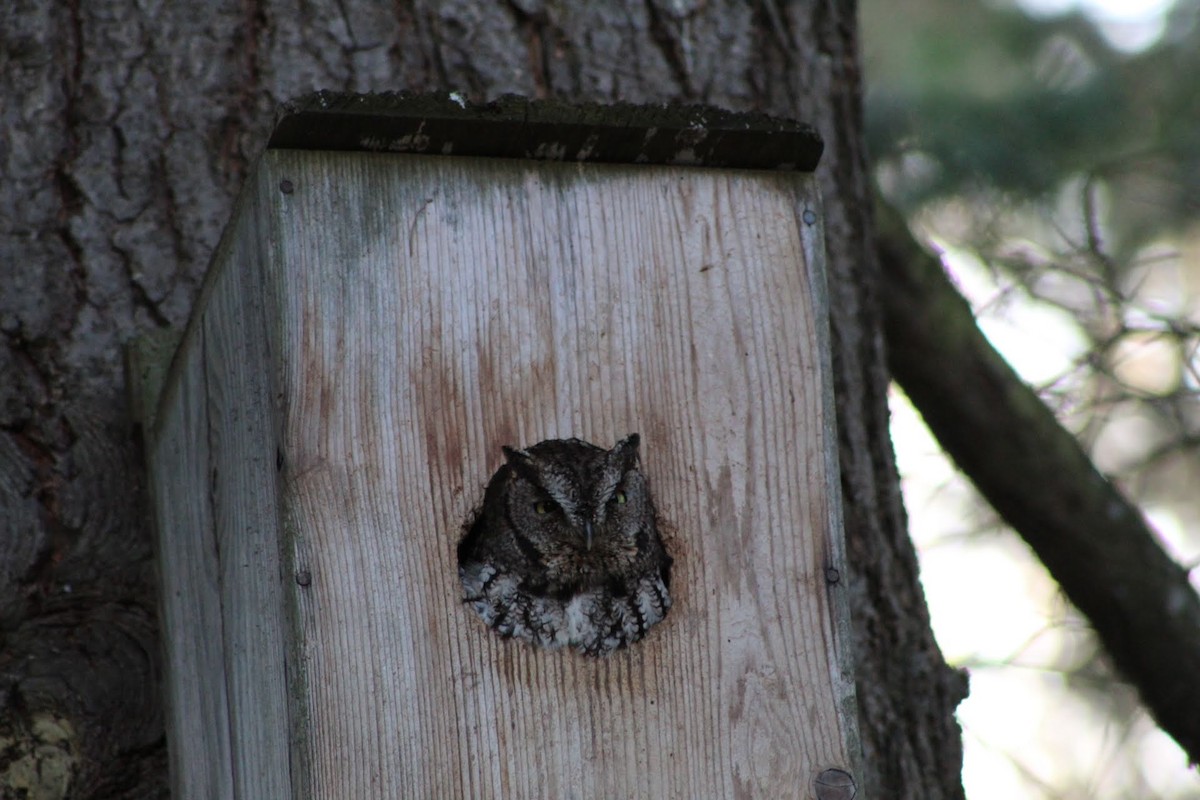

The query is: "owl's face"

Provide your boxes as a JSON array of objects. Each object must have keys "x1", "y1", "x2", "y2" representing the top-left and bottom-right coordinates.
[
  {"x1": 458, "y1": 432, "x2": 672, "y2": 654},
  {"x1": 500, "y1": 434, "x2": 652, "y2": 581}
]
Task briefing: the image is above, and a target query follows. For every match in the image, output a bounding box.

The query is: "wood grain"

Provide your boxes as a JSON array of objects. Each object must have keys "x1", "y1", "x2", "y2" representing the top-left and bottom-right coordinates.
[
  {"x1": 270, "y1": 149, "x2": 853, "y2": 797},
  {"x1": 150, "y1": 148, "x2": 857, "y2": 797},
  {"x1": 150, "y1": 305, "x2": 235, "y2": 798},
  {"x1": 149, "y1": 179, "x2": 293, "y2": 798}
]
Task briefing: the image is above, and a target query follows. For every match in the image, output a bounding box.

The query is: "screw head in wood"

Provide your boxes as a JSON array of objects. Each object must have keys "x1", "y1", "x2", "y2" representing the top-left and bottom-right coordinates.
[
  {"x1": 814, "y1": 768, "x2": 856, "y2": 800},
  {"x1": 295, "y1": 570, "x2": 312, "y2": 586}
]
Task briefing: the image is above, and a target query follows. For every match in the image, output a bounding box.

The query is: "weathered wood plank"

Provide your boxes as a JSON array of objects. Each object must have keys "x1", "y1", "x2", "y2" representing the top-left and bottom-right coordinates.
[
  {"x1": 201, "y1": 175, "x2": 295, "y2": 799},
  {"x1": 149, "y1": 171, "x2": 294, "y2": 798},
  {"x1": 148, "y1": 314, "x2": 235, "y2": 799},
  {"x1": 251, "y1": 149, "x2": 856, "y2": 797}
]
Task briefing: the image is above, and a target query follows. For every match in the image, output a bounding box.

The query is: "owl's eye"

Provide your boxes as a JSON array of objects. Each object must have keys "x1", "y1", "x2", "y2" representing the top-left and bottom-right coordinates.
[
  {"x1": 534, "y1": 501, "x2": 551, "y2": 515},
  {"x1": 614, "y1": 491, "x2": 627, "y2": 505}
]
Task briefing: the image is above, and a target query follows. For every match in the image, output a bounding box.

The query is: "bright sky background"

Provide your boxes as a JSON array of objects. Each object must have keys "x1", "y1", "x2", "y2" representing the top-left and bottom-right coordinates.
[
  {"x1": 873, "y1": 0, "x2": 1200, "y2": 794},
  {"x1": 893, "y1": 235, "x2": 1199, "y2": 796},
  {"x1": 1017, "y1": 0, "x2": 1178, "y2": 49}
]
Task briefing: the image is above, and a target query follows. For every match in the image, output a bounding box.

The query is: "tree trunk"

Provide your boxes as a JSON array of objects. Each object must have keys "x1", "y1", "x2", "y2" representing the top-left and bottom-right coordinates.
[{"x1": 0, "y1": 1, "x2": 966, "y2": 797}]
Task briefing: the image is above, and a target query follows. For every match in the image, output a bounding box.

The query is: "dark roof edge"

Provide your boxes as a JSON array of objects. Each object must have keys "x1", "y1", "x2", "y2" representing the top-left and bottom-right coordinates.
[{"x1": 268, "y1": 91, "x2": 823, "y2": 173}]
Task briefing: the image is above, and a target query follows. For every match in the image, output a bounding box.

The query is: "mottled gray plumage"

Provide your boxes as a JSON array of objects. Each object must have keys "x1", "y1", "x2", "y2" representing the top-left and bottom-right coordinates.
[{"x1": 457, "y1": 434, "x2": 672, "y2": 656}]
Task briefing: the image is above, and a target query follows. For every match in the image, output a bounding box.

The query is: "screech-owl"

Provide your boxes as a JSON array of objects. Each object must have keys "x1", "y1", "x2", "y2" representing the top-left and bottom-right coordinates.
[{"x1": 457, "y1": 433, "x2": 672, "y2": 656}]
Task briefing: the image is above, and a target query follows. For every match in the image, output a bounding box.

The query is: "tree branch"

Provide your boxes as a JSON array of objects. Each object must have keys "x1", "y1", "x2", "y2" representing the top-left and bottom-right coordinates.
[{"x1": 875, "y1": 197, "x2": 1200, "y2": 763}]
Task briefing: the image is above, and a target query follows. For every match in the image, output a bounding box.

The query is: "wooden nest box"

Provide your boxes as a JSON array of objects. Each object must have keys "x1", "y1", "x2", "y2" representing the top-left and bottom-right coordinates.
[{"x1": 141, "y1": 92, "x2": 860, "y2": 798}]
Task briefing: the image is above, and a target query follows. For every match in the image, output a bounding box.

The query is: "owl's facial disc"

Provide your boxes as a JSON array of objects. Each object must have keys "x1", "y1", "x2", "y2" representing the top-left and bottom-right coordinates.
[{"x1": 501, "y1": 436, "x2": 647, "y2": 557}]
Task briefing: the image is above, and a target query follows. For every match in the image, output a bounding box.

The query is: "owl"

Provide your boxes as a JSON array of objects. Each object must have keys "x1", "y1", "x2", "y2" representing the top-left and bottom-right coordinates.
[{"x1": 457, "y1": 433, "x2": 672, "y2": 656}]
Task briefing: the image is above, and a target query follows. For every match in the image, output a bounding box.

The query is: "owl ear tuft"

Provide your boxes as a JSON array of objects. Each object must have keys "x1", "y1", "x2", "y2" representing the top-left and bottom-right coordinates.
[
  {"x1": 502, "y1": 446, "x2": 539, "y2": 481},
  {"x1": 501, "y1": 445, "x2": 527, "y2": 462},
  {"x1": 611, "y1": 433, "x2": 641, "y2": 471}
]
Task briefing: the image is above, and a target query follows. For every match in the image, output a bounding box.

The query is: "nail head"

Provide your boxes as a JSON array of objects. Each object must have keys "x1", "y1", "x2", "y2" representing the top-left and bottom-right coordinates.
[{"x1": 814, "y1": 768, "x2": 856, "y2": 800}]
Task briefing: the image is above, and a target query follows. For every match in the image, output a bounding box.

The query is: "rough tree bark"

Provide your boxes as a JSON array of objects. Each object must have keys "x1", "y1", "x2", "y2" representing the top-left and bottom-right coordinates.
[{"x1": 0, "y1": 1, "x2": 966, "y2": 797}]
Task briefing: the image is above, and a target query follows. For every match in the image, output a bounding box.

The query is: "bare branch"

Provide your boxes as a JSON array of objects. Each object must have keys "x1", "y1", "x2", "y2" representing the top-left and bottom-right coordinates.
[{"x1": 876, "y1": 196, "x2": 1200, "y2": 763}]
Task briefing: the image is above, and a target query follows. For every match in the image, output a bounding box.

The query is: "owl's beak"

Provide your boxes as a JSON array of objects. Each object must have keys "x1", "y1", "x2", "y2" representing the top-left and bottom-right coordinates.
[{"x1": 584, "y1": 520, "x2": 595, "y2": 550}]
